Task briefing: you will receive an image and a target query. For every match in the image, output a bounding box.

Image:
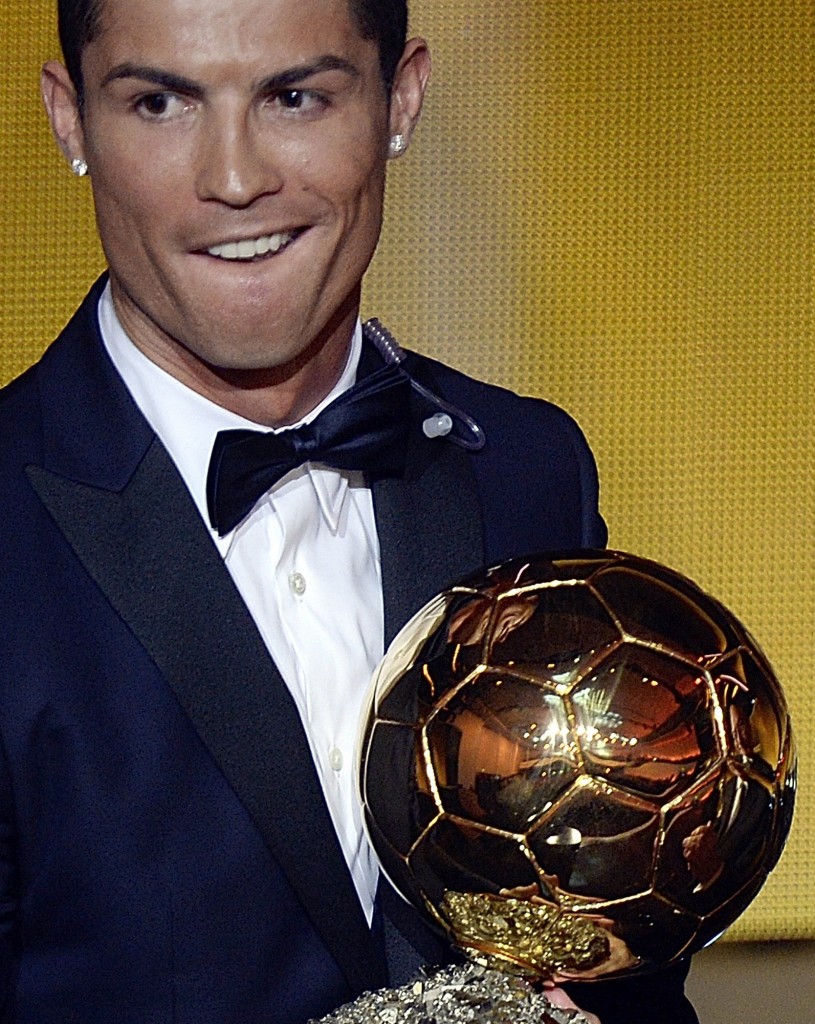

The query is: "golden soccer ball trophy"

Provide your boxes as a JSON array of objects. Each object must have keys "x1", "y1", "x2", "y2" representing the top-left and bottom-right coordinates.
[{"x1": 360, "y1": 551, "x2": 795, "y2": 987}]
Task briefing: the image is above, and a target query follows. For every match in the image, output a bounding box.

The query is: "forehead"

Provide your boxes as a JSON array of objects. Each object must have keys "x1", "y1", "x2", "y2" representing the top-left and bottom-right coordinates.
[{"x1": 89, "y1": 0, "x2": 369, "y2": 72}]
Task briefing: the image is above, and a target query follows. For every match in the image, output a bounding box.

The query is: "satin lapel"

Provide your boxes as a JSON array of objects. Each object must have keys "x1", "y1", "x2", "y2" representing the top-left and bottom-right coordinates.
[
  {"x1": 372, "y1": 392, "x2": 486, "y2": 646},
  {"x1": 28, "y1": 359, "x2": 382, "y2": 994},
  {"x1": 371, "y1": 383, "x2": 485, "y2": 982}
]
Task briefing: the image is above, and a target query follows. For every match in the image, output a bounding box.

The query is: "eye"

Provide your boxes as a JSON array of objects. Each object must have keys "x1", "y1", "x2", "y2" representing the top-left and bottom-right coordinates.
[
  {"x1": 134, "y1": 92, "x2": 191, "y2": 121},
  {"x1": 279, "y1": 90, "x2": 310, "y2": 109},
  {"x1": 271, "y1": 89, "x2": 327, "y2": 116}
]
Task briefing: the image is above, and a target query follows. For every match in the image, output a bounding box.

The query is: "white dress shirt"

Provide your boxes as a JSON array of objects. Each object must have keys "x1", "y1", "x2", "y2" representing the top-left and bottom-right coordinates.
[{"x1": 98, "y1": 284, "x2": 381, "y2": 922}]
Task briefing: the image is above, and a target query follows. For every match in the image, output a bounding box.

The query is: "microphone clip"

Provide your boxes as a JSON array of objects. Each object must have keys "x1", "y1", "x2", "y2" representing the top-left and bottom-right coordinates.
[{"x1": 363, "y1": 318, "x2": 486, "y2": 452}]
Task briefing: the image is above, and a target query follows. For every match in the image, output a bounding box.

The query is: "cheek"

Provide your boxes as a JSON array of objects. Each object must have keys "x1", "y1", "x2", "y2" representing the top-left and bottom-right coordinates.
[
  {"x1": 331, "y1": 154, "x2": 388, "y2": 234},
  {"x1": 91, "y1": 181, "x2": 160, "y2": 261},
  {"x1": 90, "y1": 155, "x2": 188, "y2": 258},
  {"x1": 300, "y1": 117, "x2": 388, "y2": 208},
  {"x1": 86, "y1": 123, "x2": 192, "y2": 233}
]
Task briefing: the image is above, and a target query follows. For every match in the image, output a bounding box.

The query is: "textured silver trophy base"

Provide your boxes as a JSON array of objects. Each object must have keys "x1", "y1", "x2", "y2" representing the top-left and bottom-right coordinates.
[{"x1": 310, "y1": 963, "x2": 593, "y2": 1024}]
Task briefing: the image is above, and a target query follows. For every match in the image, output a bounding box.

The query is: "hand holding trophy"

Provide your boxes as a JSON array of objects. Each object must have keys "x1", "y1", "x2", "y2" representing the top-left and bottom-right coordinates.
[{"x1": 318, "y1": 550, "x2": 796, "y2": 1023}]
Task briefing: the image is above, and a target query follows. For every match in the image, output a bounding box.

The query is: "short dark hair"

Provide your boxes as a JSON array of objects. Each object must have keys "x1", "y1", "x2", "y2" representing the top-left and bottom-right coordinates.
[
  {"x1": 58, "y1": 0, "x2": 408, "y2": 108},
  {"x1": 57, "y1": 0, "x2": 103, "y2": 106},
  {"x1": 351, "y1": 0, "x2": 409, "y2": 93}
]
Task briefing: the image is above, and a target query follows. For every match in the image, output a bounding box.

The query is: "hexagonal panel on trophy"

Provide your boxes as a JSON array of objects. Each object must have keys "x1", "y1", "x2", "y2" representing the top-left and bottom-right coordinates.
[
  {"x1": 363, "y1": 805, "x2": 425, "y2": 913},
  {"x1": 408, "y1": 815, "x2": 543, "y2": 911},
  {"x1": 572, "y1": 643, "x2": 720, "y2": 799},
  {"x1": 600, "y1": 892, "x2": 701, "y2": 968},
  {"x1": 655, "y1": 765, "x2": 776, "y2": 916},
  {"x1": 374, "y1": 592, "x2": 487, "y2": 726},
  {"x1": 424, "y1": 670, "x2": 579, "y2": 833},
  {"x1": 362, "y1": 719, "x2": 437, "y2": 857},
  {"x1": 481, "y1": 552, "x2": 612, "y2": 591},
  {"x1": 770, "y1": 726, "x2": 797, "y2": 868},
  {"x1": 712, "y1": 649, "x2": 787, "y2": 783},
  {"x1": 695, "y1": 863, "x2": 784, "y2": 950},
  {"x1": 487, "y1": 581, "x2": 621, "y2": 689}
]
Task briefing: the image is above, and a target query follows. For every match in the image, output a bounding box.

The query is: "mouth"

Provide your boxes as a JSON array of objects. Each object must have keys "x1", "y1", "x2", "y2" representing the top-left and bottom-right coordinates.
[{"x1": 204, "y1": 229, "x2": 302, "y2": 261}]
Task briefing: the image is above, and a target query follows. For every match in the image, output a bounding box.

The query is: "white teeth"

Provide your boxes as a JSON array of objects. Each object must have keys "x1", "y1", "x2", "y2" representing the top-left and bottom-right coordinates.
[{"x1": 207, "y1": 231, "x2": 296, "y2": 260}]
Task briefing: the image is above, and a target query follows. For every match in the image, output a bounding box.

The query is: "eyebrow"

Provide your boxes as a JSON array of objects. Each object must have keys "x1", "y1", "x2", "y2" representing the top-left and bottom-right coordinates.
[
  {"x1": 101, "y1": 55, "x2": 361, "y2": 95},
  {"x1": 258, "y1": 55, "x2": 361, "y2": 91}
]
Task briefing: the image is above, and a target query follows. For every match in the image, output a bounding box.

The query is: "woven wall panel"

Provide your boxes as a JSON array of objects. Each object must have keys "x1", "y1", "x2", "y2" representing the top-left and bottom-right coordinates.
[
  {"x1": 368, "y1": 0, "x2": 814, "y2": 941},
  {"x1": 1, "y1": 1, "x2": 812, "y2": 940}
]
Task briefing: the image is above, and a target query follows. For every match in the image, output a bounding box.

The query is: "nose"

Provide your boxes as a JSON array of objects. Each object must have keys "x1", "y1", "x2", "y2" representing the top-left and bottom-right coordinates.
[{"x1": 195, "y1": 107, "x2": 282, "y2": 207}]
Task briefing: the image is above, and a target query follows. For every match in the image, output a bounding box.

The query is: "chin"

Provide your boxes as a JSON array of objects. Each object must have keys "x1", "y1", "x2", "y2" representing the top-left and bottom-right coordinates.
[
  {"x1": 201, "y1": 339, "x2": 310, "y2": 378},
  {"x1": 186, "y1": 322, "x2": 299, "y2": 369}
]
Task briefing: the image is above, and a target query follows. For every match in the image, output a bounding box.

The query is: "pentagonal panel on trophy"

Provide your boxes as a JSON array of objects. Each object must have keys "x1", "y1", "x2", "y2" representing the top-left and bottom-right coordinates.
[
  {"x1": 590, "y1": 564, "x2": 735, "y2": 659},
  {"x1": 527, "y1": 780, "x2": 660, "y2": 901}
]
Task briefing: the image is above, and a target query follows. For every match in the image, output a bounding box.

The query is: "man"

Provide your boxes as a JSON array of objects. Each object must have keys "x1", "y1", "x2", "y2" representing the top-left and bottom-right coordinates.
[{"x1": 0, "y1": 0, "x2": 696, "y2": 1020}]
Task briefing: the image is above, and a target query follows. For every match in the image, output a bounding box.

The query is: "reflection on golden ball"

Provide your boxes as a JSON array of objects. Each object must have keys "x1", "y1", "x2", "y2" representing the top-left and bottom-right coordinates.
[{"x1": 360, "y1": 551, "x2": 796, "y2": 980}]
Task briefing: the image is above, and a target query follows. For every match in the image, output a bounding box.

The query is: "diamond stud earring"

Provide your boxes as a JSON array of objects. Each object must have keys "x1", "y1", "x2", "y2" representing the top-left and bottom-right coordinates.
[
  {"x1": 71, "y1": 158, "x2": 88, "y2": 177},
  {"x1": 388, "y1": 134, "x2": 406, "y2": 157}
]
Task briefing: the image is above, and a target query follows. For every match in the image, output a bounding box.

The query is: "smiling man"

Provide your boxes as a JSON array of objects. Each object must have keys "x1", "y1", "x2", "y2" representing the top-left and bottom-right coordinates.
[
  {"x1": 45, "y1": 0, "x2": 419, "y2": 425},
  {"x1": 0, "y1": 1, "x2": 697, "y2": 1022}
]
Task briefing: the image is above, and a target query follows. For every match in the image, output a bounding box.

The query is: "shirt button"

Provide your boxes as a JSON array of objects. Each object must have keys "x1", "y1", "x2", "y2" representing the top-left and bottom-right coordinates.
[
  {"x1": 288, "y1": 572, "x2": 307, "y2": 597},
  {"x1": 329, "y1": 747, "x2": 344, "y2": 772}
]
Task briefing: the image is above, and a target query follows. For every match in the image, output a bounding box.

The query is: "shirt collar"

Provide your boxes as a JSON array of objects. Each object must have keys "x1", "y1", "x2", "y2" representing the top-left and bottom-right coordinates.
[{"x1": 97, "y1": 282, "x2": 363, "y2": 549}]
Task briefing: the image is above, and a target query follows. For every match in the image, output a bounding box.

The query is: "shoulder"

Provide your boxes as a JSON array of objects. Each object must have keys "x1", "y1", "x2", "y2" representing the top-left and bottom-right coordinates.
[
  {"x1": 402, "y1": 350, "x2": 607, "y2": 553},
  {"x1": 0, "y1": 277, "x2": 106, "y2": 443},
  {"x1": 0, "y1": 363, "x2": 44, "y2": 468},
  {"x1": 0, "y1": 304, "x2": 85, "y2": 469},
  {"x1": 0, "y1": 276, "x2": 149, "y2": 486}
]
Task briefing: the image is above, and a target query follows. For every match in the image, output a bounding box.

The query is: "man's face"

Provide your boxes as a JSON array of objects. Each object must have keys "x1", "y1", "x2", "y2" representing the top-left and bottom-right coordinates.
[{"x1": 51, "y1": 0, "x2": 423, "y2": 387}]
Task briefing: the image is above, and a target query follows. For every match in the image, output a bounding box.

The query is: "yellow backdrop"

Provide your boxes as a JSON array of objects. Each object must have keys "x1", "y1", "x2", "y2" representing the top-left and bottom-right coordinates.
[{"x1": 1, "y1": 1, "x2": 812, "y2": 940}]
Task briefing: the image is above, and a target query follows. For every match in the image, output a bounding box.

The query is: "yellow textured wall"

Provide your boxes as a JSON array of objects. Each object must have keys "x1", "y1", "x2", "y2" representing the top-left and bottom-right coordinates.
[{"x1": 1, "y1": 1, "x2": 813, "y2": 940}]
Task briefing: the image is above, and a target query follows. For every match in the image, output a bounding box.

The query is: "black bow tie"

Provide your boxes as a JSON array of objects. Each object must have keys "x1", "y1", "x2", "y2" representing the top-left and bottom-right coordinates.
[{"x1": 206, "y1": 364, "x2": 412, "y2": 535}]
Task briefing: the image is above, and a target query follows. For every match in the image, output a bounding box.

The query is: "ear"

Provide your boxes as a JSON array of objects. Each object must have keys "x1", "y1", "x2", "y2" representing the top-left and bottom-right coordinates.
[
  {"x1": 41, "y1": 60, "x2": 87, "y2": 167},
  {"x1": 387, "y1": 37, "x2": 431, "y2": 157}
]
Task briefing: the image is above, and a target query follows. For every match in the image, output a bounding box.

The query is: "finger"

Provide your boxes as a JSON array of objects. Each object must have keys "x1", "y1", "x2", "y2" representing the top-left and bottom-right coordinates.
[{"x1": 545, "y1": 985, "x2": 602, "y2": 1024}]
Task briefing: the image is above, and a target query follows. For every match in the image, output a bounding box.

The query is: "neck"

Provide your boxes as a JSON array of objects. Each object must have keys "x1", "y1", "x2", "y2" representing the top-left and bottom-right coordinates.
[
  {"x1": 170, "y1": 324, "x2": 356, "y2": 427},
  {"x1": 110, "y1": 283, "x2": 359, "y2": 428}
]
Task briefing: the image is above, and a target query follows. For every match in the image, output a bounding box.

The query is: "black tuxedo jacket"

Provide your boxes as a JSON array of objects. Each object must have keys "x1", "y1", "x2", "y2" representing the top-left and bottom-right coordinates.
[{"x1": 0, "y1": 278, "x2": 695, "y2": 1023}]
